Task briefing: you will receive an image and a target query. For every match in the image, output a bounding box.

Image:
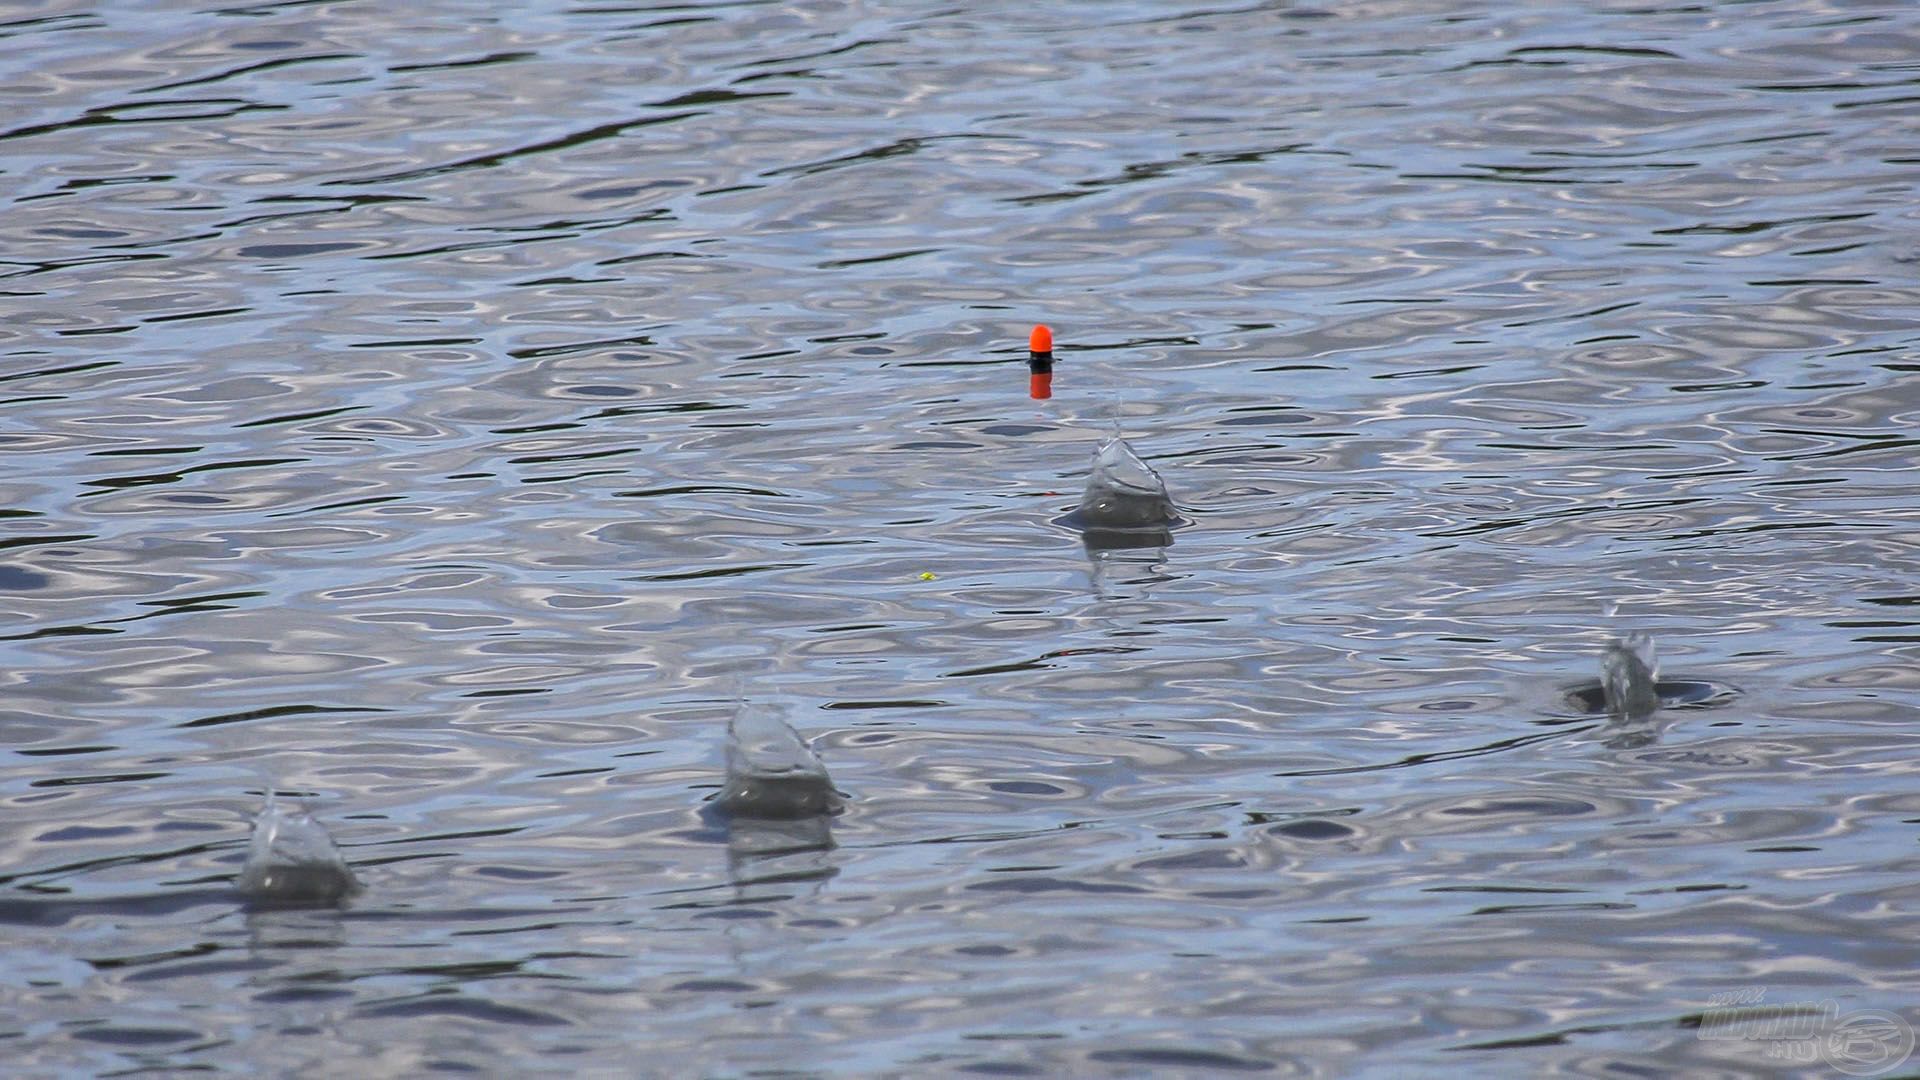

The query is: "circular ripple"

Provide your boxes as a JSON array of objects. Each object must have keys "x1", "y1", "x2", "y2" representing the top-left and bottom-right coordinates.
[{"x1": 1560, "y1": 679, "x2": 1741, "y2": 716}]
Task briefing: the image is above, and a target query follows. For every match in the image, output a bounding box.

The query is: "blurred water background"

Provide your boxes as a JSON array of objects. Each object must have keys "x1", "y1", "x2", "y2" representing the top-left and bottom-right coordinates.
[{"x1": 3, "y1": 0, "x2": 1918, "y2": 1074}]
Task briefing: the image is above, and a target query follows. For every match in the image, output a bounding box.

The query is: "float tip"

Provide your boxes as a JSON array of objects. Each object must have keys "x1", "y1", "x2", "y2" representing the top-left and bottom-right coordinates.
[{"x1": 1027, "y1": 325, "x2": 1054, "y2": 399}]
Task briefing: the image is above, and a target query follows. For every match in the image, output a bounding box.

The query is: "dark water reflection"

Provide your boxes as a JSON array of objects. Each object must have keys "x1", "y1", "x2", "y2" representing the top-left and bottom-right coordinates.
[{"x1": 5, "y1": 0, "x2": 1919, "y2": 1074}]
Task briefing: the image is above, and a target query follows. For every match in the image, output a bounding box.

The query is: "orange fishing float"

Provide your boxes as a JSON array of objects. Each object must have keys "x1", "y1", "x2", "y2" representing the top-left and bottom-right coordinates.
[{"x1": 1028, "y1": 324, "x2": 1053, "y2": 400}]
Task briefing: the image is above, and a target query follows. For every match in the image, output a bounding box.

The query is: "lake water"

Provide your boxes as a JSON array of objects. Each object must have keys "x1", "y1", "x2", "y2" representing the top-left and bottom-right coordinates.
[{"x1": 4, "y1": 1, "x2": 1918, "y2": 1075}]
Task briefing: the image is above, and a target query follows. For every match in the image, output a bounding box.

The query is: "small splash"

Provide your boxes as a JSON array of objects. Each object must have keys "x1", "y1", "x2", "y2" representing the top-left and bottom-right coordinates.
[
  {"x1": 1561, "y1": 634, "x2": 1738, "y2": 741},
  {"x1": 1075, "y1": 436, "x2": 1176, "y2": 528},
  {"x1": 1600, "y1": 632, "x2": 1660, "y2": 721},
  {"x1": 1056, "y1": 436, "x2": 1182, "y2": 551},
  {"x1": 234, "y1": 792, "x2": 361, "y2": 908},
  {"x1": 711, "y1": 702, "x2": 842, "y2": 820}
]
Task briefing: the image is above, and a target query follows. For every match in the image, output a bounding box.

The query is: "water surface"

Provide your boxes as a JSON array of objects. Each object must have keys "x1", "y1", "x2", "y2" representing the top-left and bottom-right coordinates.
[{"x1": 4, "y1": 1, "x2": 1918, "y2": 1075}]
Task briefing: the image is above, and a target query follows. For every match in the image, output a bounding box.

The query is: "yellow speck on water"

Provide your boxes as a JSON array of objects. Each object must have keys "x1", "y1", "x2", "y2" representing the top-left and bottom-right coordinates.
[{"x1": 919, "y1": 572, "x2": 937, "y2": 581}]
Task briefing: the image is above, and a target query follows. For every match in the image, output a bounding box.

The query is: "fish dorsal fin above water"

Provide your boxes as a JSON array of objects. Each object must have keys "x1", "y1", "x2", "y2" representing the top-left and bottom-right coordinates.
[
  {"x1": 1601, "y1": 632, "x2": 1660, "y2": 721},
  {"x1": 715, "y1": 702, "x2": 840, "y2": 819},
  {"x1": 236, "y1": 792, "x2": 362, "y2": 906},
  {"x1": 1075, "y1": 435, "x2": 1176, "y2": 529}
]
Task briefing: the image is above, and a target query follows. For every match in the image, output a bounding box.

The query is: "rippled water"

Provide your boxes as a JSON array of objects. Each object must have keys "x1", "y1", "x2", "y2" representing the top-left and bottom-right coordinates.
[{"x1": 5, "y1": 1, "x2": 1919, "y2": 1075}]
